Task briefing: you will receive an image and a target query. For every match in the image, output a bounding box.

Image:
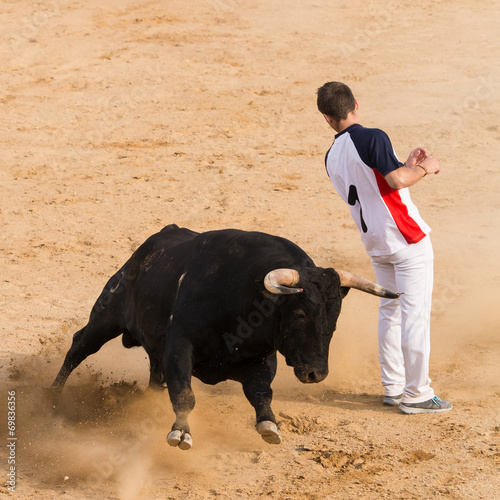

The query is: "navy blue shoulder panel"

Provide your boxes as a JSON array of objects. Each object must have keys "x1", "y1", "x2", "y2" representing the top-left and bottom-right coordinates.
[{"x1": 348, "y1": 125, "x2": 402, "y2": 176}]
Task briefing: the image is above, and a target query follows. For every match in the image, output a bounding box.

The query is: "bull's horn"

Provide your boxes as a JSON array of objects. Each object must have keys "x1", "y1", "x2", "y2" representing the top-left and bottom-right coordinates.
[
  {"x1": 264, "y1": 269, "x2": 303, "y2": 295},
  {"x1": 336, "y1": 270, "x2": 400, "y2": 299}
]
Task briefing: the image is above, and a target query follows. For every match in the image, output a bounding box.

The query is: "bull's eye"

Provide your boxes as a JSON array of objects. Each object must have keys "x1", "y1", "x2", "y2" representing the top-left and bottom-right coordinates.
[{"x1": 293, "y1": 309, "x2": 306, "y2": 319}]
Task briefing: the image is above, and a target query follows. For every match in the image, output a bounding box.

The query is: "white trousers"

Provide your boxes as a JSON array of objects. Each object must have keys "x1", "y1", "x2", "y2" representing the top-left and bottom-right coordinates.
[{"x1": 370, "y1": 236, "x2": 435, "y2": 404}]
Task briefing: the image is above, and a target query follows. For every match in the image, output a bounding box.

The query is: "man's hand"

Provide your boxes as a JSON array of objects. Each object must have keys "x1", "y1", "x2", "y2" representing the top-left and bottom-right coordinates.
[
  {"x1": 405, "y1": 147, "x2": 428, "y2": 168},
  {"x1": 417, "y1": 155, "x2": 441, "y2": 175},
  {"x1": 385, "y1": 148, "x2": 441, "y2": 189}
]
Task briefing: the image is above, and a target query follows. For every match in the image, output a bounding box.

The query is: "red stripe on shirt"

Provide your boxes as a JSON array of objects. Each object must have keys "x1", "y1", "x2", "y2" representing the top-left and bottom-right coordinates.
[{"x1": 373, "y1": 170, "x2": 426, "y2": 244}]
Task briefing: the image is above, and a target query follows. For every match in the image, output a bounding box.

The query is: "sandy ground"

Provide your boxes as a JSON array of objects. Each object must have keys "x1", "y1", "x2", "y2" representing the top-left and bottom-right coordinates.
[{"x1": 1, "y1": 0, "x2": 500, "y2": 498}]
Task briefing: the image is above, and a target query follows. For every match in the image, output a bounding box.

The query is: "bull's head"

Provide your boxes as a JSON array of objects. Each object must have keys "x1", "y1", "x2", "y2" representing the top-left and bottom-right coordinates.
[{"x1": 264, "y1": 267, "x2": 399, "y2": 384}]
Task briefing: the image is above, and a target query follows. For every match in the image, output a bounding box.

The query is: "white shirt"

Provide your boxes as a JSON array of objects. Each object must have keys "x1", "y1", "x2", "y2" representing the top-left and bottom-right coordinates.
[{"x1": 325, "y1": 124, "x2": 430, "y2": 257}]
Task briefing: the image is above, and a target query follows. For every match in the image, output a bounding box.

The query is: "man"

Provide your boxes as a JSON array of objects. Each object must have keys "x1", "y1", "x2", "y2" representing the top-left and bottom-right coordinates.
[{"x1": 317, "y1": 81, "x2": 452, "y2": 414}]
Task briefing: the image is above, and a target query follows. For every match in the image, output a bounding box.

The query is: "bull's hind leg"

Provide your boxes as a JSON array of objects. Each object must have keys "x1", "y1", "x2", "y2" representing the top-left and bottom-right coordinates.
[
  {"x1": 53, "y1": 268, "x2": 133, "y2": 390},
  {"x1": 52, "y1": 320, "x2": 123, "y2": 391}
]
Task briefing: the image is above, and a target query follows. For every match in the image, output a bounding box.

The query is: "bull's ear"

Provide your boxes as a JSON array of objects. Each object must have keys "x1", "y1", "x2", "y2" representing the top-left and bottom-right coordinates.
[{"x1": 340, "y1": 286, "x2": 350, "y2": 299}]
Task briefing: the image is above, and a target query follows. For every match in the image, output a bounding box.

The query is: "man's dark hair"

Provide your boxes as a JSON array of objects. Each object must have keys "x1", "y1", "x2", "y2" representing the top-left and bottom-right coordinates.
[{"x1": 317, "y1": 82, "x2": 356, "y2": 121}]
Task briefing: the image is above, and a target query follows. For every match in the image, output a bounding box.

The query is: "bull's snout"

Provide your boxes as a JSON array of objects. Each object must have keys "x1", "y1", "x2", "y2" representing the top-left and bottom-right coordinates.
[{"x1": 294, "y1": 366, "x2": 328, "y2": 384}]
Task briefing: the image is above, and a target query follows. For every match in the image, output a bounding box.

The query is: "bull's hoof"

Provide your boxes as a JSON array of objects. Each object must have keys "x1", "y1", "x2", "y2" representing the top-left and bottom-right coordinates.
[
  {"x1": 256, "y1": 420, "x2": 282, "y2": 445},
  {"x1": 167, "y1": 430, "x2": 192, "y2": 450},
  {"x1": 178, "y1": 432, "x2": 192, "y2": 450},
  {"x1": 167, "y1": 430, "x2": 182, "y2": 447}
]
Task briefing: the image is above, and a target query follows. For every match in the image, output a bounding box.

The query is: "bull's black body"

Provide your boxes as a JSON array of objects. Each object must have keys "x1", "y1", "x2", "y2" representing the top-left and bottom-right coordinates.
[{"x1": 53, "y1": 225, "x2": 364, "y2": 447}]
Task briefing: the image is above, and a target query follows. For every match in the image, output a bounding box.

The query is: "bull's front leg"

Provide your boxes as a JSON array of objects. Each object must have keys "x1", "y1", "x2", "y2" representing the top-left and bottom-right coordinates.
[
  {"x1": 241, "y1": 354, "x2": 281, "y2": 445},
  {"x1": 163, "y1": 337, "x2": 195, "y2": 450}
]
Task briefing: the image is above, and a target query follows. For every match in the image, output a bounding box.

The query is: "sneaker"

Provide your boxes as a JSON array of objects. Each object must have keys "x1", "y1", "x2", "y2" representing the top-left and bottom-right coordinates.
[
  {"x1": 383, "y1": 393, "x2": 403, "y2": 406},
  {"x1": 399, "y1": 396, "x2": 453, "y2": 414}
]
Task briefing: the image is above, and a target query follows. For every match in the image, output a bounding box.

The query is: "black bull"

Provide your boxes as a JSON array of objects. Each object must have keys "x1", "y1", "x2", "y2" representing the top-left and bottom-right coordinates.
[{"x1": 53, "y1": 224, "x2": 399, "y2": 449}]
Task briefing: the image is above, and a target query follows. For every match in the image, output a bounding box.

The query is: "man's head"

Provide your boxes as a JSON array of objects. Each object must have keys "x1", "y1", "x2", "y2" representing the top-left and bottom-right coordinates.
[{"x1": 317, "y1": 82, "x2": 357, "y2": 128}]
